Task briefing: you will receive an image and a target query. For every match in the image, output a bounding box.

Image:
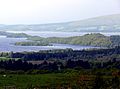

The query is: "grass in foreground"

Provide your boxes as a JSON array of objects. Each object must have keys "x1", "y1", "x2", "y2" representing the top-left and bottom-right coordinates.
[{"x1": 0, "y1": 71, "x2": 119, "y2": 89}]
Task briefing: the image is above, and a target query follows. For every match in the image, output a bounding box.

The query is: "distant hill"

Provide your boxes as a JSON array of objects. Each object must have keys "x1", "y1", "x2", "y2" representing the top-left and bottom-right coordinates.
[
  {"x1": 68, "y1": 14, "x2": 120, "y2": 26},
  {"x1": 0, "y1": 14, "x2": 120, "y2": 32},
  {"x1": 67, "y1": 14, "x2": 120, "y2": 32}
]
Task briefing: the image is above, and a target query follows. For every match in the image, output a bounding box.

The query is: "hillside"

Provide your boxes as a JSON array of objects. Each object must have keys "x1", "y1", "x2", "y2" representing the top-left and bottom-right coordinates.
[
  {"x1": 68, "y1": 14, "x2": 120, "y2": 26},
  {"x1": 0, "y1": 14, "x2": 120, "y2": 32},
  {"x1": 15, "y1": 33, "x2": 120, "y2": 47},
  {"x1": 17, "y1": 33, "x2": 111, "y2": 47}
]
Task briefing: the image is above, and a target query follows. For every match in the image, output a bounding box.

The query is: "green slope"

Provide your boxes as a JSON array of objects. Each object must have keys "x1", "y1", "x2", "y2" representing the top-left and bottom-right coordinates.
[{"x1": 19, "y1": 33, "x2": 111, "y2": 47}]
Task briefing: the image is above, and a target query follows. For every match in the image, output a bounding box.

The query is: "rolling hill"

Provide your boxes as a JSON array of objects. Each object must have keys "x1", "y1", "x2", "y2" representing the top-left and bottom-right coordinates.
[{"x1": 0, "y1": 14, "x2": 120, "y2": 32}]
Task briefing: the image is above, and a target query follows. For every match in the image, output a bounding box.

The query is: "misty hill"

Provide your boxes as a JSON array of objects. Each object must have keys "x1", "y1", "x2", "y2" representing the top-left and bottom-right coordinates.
[
  {"x1": 68, "y1": 14, "x2": 120, "y2": 26},
  {"x1": 0, "y1": 14, "x2": 120, "y2": 32}
]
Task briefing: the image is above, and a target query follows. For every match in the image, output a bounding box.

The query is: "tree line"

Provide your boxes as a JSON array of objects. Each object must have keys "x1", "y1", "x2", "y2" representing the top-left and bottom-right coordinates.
[
  {"x1": 1, "y1": 46, "x2": 120, "y2": 61},
  {"x1": 0, "y1": 58, "x2": 119, "y2": 72}
]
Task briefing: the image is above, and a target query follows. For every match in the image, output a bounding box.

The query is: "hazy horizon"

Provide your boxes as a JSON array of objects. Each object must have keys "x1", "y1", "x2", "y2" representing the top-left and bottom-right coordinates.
[{"x1": 0, "y1": 0, "x2": 120, "y2": 24}]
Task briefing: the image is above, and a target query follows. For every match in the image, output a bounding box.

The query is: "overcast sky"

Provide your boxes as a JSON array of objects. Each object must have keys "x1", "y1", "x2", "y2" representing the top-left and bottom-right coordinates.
[{"x1": 0, "y1": 0, "x2": 120, "y2": 24}]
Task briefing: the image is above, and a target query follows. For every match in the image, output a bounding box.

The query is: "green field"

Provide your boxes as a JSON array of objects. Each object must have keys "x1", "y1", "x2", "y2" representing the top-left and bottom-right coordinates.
[
  {"x1": 0, "y1": 73, "x2": 78, "y2": 89},
  {"x1": 0, "y1": 71, "x2": 119, "y2": 89}
]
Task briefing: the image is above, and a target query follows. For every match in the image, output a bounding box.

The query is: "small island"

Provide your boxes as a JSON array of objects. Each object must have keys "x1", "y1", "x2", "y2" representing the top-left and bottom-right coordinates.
[{"x1": 15, "y1": 41, "x2": 53, "y2": 46}]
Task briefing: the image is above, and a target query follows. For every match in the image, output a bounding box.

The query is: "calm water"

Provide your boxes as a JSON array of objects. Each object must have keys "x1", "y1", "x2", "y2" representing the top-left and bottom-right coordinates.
[
  {"x1": 0, "y1": 36, "x2": 100, "y2": 52},
  {"x1": 7, "y1": 31, "x2": 120, "y2": 37}
]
